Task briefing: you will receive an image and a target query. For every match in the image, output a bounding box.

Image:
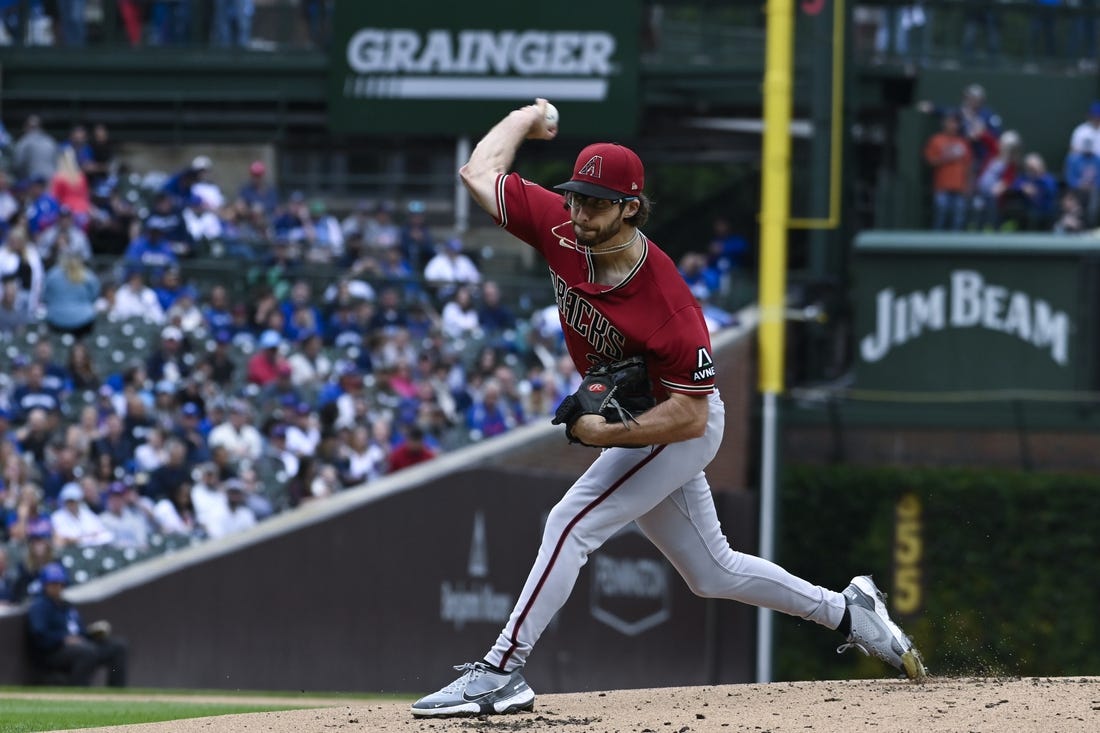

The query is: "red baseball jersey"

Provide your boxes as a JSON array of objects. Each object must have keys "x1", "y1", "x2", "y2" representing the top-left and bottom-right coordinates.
[{"x1": 493, "y1": 172, "x2": 716, "y2": 401}]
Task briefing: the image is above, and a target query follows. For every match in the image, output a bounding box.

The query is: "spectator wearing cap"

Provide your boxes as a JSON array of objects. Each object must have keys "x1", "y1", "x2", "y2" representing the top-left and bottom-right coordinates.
[
  {"x1": 215, "y1": 478, "x2": 257, "y2": 537},
  {"x1": 42, "y1": 252, "x2": 100, "y2": 339},
  {"x1": 27, "y1": 561, "x2": 129, "y2": 686},
  {"x1": 109, "y1": 267, "x2": 166, "y2": 324},
  {"x1": 51, "y1": 483, "x2": 113, "y2": 548},
  {"x1": 1070, "y1": 101, "x2": 1100, "y2": 158},
  {"x1": 165, "y1": 285, "x2": 204, "y2": 334},
  {"x1": 130, "y1": 194, "x2": 188, "y2": 268},
  {"x1": 145, "y1": 325, "x2": 191, "y2": 385},
  {"x1": 207, "y1": 400, "x2": 263, "y2": 466},
  {"x1": 189, "y1": 155, "x2": 225, "y2": 211},
  {"x1": 280, "y1": 280, "x2": 323, "y2": 343},
  {"x1": 24, "y1": 176, "x2": 62, "y2": 237},
  {"x1": 98, "y1": 482, "x2": 150, "y2": 550},
  {"x1": 424, "y1": 237, "x2": 481, "y2": 304},
  {"x1": 12, "y1": 115, "x2": 59, "y2": 184},
  {"x1": 284, "y1": 402, "x2": 320, "y2": 458},
  {"x1": 247, "y1": 329, "x2": 291, "y2": 386},
  {"x1": 0, "y1": 226, "x2": 46, "y2": 316},
  {"x1": 10, "y1": 520, "x2": 53, "y2": 602},
  {"x1": 262, "y1": 422, "x2": 299, "y2": 484},
  {"x1": 197, "y1": 329, "x2": 237, "y2": 387},
  {"x1": 238, "y1": 159, "x2": 279, "y2": 215},
  {"x1": 171, "y1": 400, "x2": 211, "y2": 465},
  {"x1": 188, "y1": 462, "x2": 227, "y2": 537},
  {"x1": 305, "y1": 199, "x2": 345, "y2": 264},
  {"x1": 37, "y1": 205, "x2": 92, "y2": 265},
  {"x1": 181, "y1": 192, "x2": 223, "y2": 252},
  {"x1": 123, "y1": 226, "x2": 177, "y2": 289}
]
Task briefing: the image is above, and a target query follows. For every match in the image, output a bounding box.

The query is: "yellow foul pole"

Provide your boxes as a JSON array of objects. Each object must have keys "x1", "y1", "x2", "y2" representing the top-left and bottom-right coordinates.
[
  {"x1": 759, "y1": 0, "x2": 793, "y2": 394},
  {"x1": 756, "y1": 0, "x2": 794, "y2": 683}
]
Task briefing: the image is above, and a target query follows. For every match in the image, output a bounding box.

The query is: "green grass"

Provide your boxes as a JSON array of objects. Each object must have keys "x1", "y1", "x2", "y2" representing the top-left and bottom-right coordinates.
[{"x1": 0, "y1": 687, "x2": 399, "y2": 733}]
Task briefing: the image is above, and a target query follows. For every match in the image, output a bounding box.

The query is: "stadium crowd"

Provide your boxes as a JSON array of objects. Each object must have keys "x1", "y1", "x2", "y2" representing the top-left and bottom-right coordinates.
[
  {"x1": 0, "y1": 108, "x2": 746, "y2": 608},
  {"x1": 0, "y1": 113, "x2": 598, "y2": 607}
]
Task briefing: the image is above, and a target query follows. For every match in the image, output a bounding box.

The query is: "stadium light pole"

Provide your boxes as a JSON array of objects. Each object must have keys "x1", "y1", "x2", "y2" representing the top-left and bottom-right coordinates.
[{"x1": 756, "y1": 0, "x2": 794, "y2": 684}]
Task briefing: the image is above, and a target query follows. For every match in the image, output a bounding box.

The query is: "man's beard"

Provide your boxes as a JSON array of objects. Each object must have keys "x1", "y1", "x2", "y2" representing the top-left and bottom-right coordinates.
[{"x1": 573, "y1": 218, "x2": 623, "y2": 249}]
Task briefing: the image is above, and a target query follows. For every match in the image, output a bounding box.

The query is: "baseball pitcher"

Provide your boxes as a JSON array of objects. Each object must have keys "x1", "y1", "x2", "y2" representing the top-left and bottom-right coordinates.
[{"x1": 411, "y1": 99, "x2": 925, "y2": 717}]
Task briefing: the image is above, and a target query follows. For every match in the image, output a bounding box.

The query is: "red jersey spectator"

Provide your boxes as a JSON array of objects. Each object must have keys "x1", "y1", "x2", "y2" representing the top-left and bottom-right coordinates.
[
  {"x1": 387, "y1": 425, "x2": 436, "y2": 473},
  {"x1": 246, "y1": 330, "x2": 290, "y2": 386}
]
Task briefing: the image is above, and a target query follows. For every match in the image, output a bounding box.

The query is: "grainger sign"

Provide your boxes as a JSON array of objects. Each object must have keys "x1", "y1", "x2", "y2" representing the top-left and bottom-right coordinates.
[{"x1": 328, "y1": 1, "x2": 641, "y2": 135}]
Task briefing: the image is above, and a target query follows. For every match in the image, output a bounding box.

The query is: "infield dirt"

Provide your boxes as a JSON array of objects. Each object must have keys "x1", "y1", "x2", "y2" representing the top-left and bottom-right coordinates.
[{"x1": 31, "y1": 675, "x2": 1100, "y2": 733}]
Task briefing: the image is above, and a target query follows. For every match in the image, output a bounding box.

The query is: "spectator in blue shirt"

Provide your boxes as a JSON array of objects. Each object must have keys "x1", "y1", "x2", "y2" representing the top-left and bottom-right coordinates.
[
  {"x1": 26, "y1": 562, "x2": 128, "y2": 686},
  {"x1": 237, "y1": 160, "x2": 278, "y2": 215},
  {"x1": 11, "y1": 363, "x2": 62, "y2": 425},
  {"x1": 1009, "y1": 153, "x2": 1060, "y2": 231},
  {"x1": 123, "y1": 220, "x2": 178, "y2": 284},
  {"x1": 24, "y1": 176, "x2": 60, "y2": 236}
]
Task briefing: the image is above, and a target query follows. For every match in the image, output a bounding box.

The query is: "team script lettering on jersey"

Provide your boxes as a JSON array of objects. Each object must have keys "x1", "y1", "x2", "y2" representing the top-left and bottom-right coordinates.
[{"x1": 552, "y1": 273, "x2": 626, "y2": 361}]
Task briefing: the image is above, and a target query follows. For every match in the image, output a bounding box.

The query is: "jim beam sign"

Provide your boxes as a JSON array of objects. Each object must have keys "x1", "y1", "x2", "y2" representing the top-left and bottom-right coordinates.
[
  {"x1": 329, "y1": 1, "x2": 640, "y2": 135},
  {"x1": 854, "y1": 267, "x2": 1078, "y2": 391}
]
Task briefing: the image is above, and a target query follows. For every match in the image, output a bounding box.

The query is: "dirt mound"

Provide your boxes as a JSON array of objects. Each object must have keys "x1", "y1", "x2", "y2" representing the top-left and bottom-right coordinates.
[{"x1": 53, "y1": 676, "x2": 1100, "y2": 733}]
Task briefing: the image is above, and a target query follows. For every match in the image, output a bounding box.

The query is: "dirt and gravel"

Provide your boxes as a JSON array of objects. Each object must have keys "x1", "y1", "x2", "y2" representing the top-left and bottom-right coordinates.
[{"x1": 17, "y1": 675, "x2": 1099, "y2": 733}]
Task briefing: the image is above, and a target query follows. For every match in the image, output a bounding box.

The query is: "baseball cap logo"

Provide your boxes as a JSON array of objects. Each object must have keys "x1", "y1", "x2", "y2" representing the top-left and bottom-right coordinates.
[
  {"x1": 587, "y1": 383, "x2": 608, "y2": 393},
  {"x1": 577, "y1": 155, "x2": 603, "y2": 179}
]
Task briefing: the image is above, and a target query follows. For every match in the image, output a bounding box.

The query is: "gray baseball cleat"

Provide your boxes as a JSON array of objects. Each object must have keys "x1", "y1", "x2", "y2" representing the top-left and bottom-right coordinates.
[
  {"x1": 837, "y1": 575, "x2": 928, "y2": 680},
  {"x1": 410, "y1": 661, "x2": 535, "y2": 717}
]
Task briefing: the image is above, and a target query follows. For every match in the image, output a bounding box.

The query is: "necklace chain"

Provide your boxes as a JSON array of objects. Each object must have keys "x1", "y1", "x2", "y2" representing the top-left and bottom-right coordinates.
[{"x1": 577, "y1": 229, "x2": 640, "y2": 256}]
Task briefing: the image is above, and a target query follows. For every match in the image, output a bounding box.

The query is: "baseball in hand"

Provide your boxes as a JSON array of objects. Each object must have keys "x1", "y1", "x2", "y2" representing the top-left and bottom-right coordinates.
[{"x1": 544, "y1": 103, "x2": 559, "y2": 126}]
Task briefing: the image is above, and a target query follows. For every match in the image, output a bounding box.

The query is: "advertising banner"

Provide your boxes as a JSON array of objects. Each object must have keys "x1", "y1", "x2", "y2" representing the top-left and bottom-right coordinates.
[
  {"x1": 328, "y1": 0, "x2": 641, "y2": 136},
  {"x1": 852, "y1": 233, "x2": 1096, "y2": 392}
]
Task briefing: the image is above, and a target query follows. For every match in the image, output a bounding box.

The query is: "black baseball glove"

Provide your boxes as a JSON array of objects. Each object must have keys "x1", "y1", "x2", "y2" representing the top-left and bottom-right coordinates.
[{"x1": 551, "y1": 356, "x2": 656, "y2": 446}]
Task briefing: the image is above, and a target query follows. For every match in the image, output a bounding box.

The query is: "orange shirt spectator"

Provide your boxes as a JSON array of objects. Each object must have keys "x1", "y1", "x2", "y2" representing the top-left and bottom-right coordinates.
[{"x1": 924, "y1": 113, "x2": 972, "y2": 194}]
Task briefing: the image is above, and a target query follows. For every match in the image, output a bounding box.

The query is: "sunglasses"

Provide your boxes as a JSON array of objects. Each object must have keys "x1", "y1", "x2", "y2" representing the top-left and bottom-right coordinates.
[{"x1": 564, "y1": 192, "x2": 638, "y2": 213}]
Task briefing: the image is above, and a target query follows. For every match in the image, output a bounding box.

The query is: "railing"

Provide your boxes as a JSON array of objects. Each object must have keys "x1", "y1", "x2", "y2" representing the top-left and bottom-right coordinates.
[
  {"x1": 0, "y1": 0, "x2": 324, "y2": 52},
  {"x1": 852, "y1": 0, "x2": 1100, "y2": 72}
]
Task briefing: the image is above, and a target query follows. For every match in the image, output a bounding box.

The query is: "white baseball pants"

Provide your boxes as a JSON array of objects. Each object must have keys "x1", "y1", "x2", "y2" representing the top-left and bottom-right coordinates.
[{"x1": 486, "y1": 391, "x2": 846, "y2": 671}]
